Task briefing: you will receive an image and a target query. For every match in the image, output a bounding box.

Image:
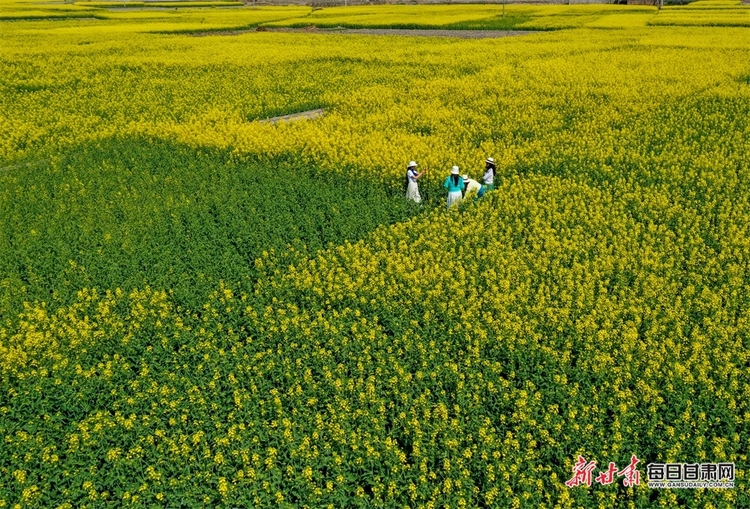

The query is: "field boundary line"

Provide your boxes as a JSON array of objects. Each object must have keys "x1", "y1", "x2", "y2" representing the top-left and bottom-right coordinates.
[
  {"x1": 0, "y1": 158, "x2": 50, "y2": 174},
  {"x1": 259, "y1": 108, "x2": 326, "y2": 124}
]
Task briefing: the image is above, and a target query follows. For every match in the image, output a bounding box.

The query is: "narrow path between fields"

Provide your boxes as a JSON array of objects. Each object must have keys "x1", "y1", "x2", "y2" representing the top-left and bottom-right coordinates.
[
  {"x1": 260, "y1": 108, "x2": 325, "y2": 124},
  {"x1": 261, "y1": 27, "x2": 534, "y2": 38},
  {"x1": 0, "y1": 158, "x2": 50, "y2": 174},
  {"x1": 190, "y1": 26, "x2": 534, "y2": 38}
]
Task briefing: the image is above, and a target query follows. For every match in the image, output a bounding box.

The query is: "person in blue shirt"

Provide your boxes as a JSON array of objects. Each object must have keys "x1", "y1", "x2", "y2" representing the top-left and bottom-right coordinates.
[{"x1": 443, "y1": 166, "x2": 465, "y2": 209}]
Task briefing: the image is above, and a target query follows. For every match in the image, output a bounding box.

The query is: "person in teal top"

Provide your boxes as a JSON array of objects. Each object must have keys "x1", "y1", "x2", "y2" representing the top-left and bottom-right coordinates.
[{"x1": 443, "y1": 166, "x2": 465, "y2": 209}]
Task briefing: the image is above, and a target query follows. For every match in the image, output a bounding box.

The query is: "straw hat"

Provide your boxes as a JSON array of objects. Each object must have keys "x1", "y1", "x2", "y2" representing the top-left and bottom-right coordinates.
[{"x1": 450, "y1": 166, "x2": 460, "y2": 175}]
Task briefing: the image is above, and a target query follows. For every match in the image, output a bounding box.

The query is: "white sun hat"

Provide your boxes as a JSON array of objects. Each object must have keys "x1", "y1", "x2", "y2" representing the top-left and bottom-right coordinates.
[
  {"x1": 408, "y1": 161, "x2": 418, "y2": 168},
  {"x1": 486, "y1": 157, "x2": 495, "y2": 165},
  {"x1": 451, "y1": 166, "x2": 460, "y2": 175}
]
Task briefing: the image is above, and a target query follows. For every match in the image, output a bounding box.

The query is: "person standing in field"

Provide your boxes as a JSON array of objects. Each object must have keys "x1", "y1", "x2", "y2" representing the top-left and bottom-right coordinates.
[
  {"x1": 444, "y1": 166, "x2": 465, "y2": 209},
  {"x1": 478, "y1": 157, "x2": 495, "y2": 198},
  {"x1": 405, "y1": 161, "x2": 425, "y2": 204}
]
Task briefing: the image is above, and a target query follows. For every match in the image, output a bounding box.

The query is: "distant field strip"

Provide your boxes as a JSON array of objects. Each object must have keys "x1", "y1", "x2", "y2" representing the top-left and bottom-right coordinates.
[
  {"x1": 260, "y1": 27, "x2": 535, "y2": 38},
  {"x1": 6, "y1": 3, "x2": 749, "y2": 30}
]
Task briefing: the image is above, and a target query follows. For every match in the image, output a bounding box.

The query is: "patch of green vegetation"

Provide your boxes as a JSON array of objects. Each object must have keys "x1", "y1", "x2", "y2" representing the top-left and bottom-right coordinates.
[
  {"x1": 445, "y1": 14, "x2": 535, "y2": 31},
  {"x1": 266, "y1": 17, "x2": 535, "y2": 31},
  {"x1": 0, "y1": 137, "x2": 420, "y2": 319}
]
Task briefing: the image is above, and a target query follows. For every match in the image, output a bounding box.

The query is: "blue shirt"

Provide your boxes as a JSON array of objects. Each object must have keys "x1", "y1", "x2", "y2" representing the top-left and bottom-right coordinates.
[{"x1": 443, "y1": 176, "x2": 465, "y2": 193}]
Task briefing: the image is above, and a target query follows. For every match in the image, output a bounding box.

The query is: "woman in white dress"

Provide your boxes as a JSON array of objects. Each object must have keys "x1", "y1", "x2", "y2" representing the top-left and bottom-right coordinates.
[
  {"x1": 479, "y1": 157, "x2": 495, "y2": 198},
  {"x1": 405, "y1": 161, "x2": 425, "y2": 204}
]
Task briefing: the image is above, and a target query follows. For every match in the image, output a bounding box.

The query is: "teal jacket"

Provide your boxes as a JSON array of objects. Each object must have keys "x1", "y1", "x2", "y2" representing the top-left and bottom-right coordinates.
[{"x1": 443, "y1": 176, "x2": 465, "y2": 193}]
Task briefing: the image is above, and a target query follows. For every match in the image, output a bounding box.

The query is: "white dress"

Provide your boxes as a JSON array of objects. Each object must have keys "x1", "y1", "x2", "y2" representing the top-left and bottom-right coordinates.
[
  {"x1": 447, "y1": 191, "x2": 463, "y2": 209},
  {"x1": 406, "y1": 169, "x2": 421, "y2": 203}
]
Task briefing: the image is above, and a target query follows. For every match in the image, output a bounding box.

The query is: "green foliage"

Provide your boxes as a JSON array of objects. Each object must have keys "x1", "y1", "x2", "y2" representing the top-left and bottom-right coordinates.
[
  {"x1": 0, "y1": 137, "x2": 418, "y2": 320},
  {"x1": 445, "y1": 15, "x2": 535, "y2": 31},
  {"x1": 2, "y1": 167, "x2": 749, "y2": 506}
]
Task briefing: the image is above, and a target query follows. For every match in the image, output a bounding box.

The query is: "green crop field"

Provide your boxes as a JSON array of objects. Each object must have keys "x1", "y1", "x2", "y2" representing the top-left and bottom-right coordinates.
[{"x1": 1, "y1": 0, "x2": 749, "y2": 507}]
